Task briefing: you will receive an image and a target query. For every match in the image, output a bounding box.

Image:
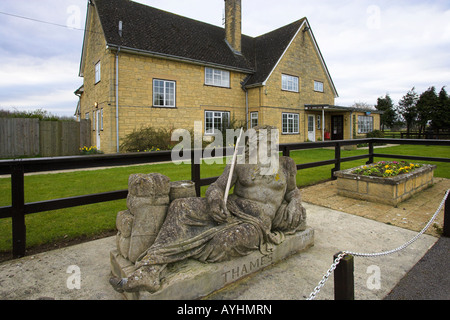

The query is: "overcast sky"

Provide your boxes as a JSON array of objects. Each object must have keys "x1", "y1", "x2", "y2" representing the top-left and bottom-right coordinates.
[{"x1": 0, "y1": 0, "x2": 449, "y2": 117}]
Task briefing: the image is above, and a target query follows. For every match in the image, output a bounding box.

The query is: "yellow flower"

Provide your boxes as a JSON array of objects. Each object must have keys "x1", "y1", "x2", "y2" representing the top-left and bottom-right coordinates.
[{"x1": 385, "y1": 165, "x2": 390, "y2": 169}]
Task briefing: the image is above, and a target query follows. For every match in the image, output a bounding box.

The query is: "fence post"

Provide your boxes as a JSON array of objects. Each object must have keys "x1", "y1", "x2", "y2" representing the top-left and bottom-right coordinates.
[
  {"x1": 281, "y1": 145, "x2": 290, "y2": 157},
  {"x1": 11, "y1": 163, "x2": 26, "y2": 258},
  {"x1": 331, "y1": 142, "x2": 341, "y2": 180},
  {"x1": 334, "y1": 252, "x2": 355, "y2": 300},
  {"x1": 444, "y1": 191, "x2": 450, "y2": 238},
  {"x1": 191, "y1": 149, "x2": 201, "y2": 197},
  {"x1": 366, "y1": 141, "x2": 374, "y2": 165}
]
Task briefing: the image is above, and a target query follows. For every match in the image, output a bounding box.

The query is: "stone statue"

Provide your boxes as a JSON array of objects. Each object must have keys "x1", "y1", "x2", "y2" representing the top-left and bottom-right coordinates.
[{"x1": 110, "y1": 126, "x2": 307, "y2": 294}]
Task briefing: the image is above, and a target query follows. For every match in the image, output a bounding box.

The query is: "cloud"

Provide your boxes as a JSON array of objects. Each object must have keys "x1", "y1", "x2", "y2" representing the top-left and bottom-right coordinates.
[{"x1": 0, "y1": 0, "x2": 448, "y2": 117}]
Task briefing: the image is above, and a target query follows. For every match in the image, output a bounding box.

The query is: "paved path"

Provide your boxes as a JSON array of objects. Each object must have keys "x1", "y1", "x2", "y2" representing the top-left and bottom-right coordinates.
[
  {"x1": 0, "y1": 178, "x2": 448, "y2": 300},
  {"x1": 0, "y1": 202, "x2": 439, "y2": 300}
]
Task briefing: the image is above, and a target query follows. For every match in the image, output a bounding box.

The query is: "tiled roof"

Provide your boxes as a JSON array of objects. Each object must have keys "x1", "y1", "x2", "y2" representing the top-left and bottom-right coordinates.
[{"x1": 92, "y1": 0, "x2": 307, "y2": 86}]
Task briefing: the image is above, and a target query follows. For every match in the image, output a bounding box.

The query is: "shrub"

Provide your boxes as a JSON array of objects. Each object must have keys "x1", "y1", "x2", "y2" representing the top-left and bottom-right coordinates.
[
  {"x1": 120, "y1": 126, "x2": 175, "y2": 152},
  {"x1": 366, "y1": 130, "x2": 384, "y2": 138}
]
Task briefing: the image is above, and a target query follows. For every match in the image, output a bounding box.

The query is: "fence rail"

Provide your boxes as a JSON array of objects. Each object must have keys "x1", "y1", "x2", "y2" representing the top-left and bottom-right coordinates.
[{"x1": 0, "y1": 138, "x2": 449, "y2": 258}]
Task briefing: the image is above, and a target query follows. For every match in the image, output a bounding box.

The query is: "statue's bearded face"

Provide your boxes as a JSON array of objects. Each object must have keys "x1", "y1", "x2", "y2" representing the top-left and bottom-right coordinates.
[{"x1": 244, "y1": 126, "x2": 279, "y2": 173}]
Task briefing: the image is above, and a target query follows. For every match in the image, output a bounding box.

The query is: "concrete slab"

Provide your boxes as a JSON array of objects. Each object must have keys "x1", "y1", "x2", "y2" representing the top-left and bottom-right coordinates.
[{"x1": 0, "y1": 203, "x2": 437, "y2": 300}]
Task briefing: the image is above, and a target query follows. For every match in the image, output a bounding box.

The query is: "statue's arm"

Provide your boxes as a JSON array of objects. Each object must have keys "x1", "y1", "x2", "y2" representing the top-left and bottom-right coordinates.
[
  {"x1": 284, "y1": 157, "x2": 302, "y2": 203},
  {"x1": 205, "y1": 165, "x2": 237, "y2": 224},
  {"x1": 276, "y1": 157, "x2": 306, "y2": 231}
]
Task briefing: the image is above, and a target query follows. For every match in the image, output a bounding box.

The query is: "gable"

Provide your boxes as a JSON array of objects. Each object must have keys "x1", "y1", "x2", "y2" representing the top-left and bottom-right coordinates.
[{"x1": 249, "y1": 19, "x2": 338, "y2": 98}]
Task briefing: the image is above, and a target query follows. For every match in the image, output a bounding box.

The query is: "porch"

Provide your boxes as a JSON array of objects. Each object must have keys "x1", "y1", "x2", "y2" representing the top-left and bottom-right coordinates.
[{"x1": 305, "y1": 104, "x2": 382, "y2": 142}]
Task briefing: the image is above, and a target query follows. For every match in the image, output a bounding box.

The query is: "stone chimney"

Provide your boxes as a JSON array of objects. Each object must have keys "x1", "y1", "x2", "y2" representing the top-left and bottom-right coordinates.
[{"x1": 224, "y1": 0, "x2": 242, "y2": 54}]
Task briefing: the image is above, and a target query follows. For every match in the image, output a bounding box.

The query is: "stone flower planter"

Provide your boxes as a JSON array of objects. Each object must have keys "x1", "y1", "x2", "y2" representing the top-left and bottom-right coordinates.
[{"x1": 334, "y1": 163, "x2": 436, "y2": 206}]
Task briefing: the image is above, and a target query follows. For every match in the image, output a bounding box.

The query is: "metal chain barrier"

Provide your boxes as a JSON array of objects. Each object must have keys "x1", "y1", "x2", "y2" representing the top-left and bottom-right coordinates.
[{"x1": 307, "y1": 189, "x2": 449, "y2": 300}]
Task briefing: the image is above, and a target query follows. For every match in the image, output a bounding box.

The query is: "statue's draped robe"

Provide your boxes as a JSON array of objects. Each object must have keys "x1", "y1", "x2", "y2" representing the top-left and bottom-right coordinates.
[{"x1": 135, "y1": 158, "x2": 302, "y2": 268}]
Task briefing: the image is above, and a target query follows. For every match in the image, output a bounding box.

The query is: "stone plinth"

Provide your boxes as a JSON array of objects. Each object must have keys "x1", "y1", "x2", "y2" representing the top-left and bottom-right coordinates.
[
  {"x1": 334, "y1": 164, "x2": 436, "y2": 206},
  {"x1": 110, "y1": 227, "x2": 314, "y2": 300}
]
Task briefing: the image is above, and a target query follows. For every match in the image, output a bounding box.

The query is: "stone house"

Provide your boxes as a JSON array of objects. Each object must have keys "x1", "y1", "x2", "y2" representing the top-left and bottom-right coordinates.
[{"x1": 75, "y1": 0, "x2": 381, "y2": 153}]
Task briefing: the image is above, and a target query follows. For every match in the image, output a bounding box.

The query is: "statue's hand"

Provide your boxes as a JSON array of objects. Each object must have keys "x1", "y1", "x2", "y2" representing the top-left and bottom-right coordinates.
[
  {"x1": 284, "y1": 200, "x2": 304, "y2": 230},
  {"x1": 207, "y1": 189, "x2": 228, "y2": 224},
  {"x1": 209, "y1": 199, "x2": 229, "y2": 224}
]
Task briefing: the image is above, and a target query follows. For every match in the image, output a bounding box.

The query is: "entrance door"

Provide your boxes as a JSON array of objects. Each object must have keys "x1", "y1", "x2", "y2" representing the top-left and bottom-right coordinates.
[
  {"x1": 307, "y1": 115, "x2": 315, "y2": 142},
  {"x1": 95, "y1": 110, "x2": 101, "y2": 150},
  {"x1": 331, "y1": 115, "x2": 344, "y2": 140}
]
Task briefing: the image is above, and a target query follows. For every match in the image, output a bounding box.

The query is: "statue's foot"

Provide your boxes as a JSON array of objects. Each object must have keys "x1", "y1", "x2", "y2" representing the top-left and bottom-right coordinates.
[{"x1": 109, "y1": 266, "x2": 161, "y2": 293}]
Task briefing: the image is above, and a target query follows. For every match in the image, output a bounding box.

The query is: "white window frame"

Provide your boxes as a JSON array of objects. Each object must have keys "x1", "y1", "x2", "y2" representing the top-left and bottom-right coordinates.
[
  {"x1": 281, "y1": 74, "x2": 299, "y2": 92},
  {"x1": 95, "y1": 61, "x2": 101, "y2": 84},
  {"x1": 314, "y1": 81, "x2": 324, "y2": 93},
  {"x1": 358, "y1": 116, "x2": 374, "y2": 134},
  {"x1": 100, "y1": 108, "x2": 104, "y2": 131},
  {"x1": 205, "y1": 67, "x2": 230, "y2": 88},
  {"x1": 153, "y1": 79, "x2": 176, "y2": 108},
  {"x1": 250, "y1": 112, "x2": 259, "y2": 128},
  {"x1": 205, "y1": 111, "x2": 230, "y2": 135},
  {"x1": 282, "y1": 113, "x2": 299, "y2": 134}
]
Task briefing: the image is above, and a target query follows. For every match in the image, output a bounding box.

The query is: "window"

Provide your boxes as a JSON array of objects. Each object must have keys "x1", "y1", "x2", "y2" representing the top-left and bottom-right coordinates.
[
  {"x1": 153, "y1": 79, "x2": 176, "y2": 107},
  {"x1": 95, "y1": 61, "x2": 101, "y2": 84},
  {"x1": 314, "y1": 81, "x2": 324, "y2": 93},
  {"x1": 205, "y1": 67, "x2": 230, "y2": 88},
  {"x1": 250, "y1": 112, "x2": 259, "y2": 128},
  {"x1": 205, "y1": 111, "x2": 230, "y2": 134},
  {"x1": 282, "y1": 74, "x2": 299, "y2": 92},
  {"x1": 282, "y1": 113, "x2": 299, "y2": 134},
  {"x1": 317, "y1": 115, "x2": 321, "y2": 130},
  {"x1": 92, "y1": 111, "x2": 96, "y2": 131},
  {"x1": 358, "y1": 116, "x2": 374, "y2": 134}
]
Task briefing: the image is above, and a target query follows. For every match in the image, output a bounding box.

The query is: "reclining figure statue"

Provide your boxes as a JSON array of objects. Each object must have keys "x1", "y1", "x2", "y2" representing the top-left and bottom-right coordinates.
[{"x1": 110, "y1": 126, "x2": 307, "y2": 293}]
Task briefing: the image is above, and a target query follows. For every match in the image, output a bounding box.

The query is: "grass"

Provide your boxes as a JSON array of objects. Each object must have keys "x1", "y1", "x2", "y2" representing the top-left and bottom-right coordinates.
[{"x1": 0, "y1": 144, "x2": 448, "y2": 253}]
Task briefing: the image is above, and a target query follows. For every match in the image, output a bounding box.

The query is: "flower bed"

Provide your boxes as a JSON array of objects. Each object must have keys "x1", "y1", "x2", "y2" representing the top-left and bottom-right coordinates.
[
  {"x1": 334, "y1": 162, "x2": 436, "y2": 206},
  {"x1": 352, "y1": 161, "x2": 423, "y2": 178}
]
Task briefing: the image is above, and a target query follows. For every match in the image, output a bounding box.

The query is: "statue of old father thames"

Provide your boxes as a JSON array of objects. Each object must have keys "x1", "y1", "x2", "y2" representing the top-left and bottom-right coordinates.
[{"x1": 110, "y1": 126, "x2": 307, "y2": 293}]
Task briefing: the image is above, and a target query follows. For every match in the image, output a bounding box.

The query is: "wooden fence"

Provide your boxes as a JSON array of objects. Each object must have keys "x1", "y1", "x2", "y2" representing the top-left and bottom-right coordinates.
[
  {"x1": 1, "y1": 138, "x2": 449, "y2": 258},
  {"x1": 0, "y1": 118, "x2": 91, "y2": 158}
]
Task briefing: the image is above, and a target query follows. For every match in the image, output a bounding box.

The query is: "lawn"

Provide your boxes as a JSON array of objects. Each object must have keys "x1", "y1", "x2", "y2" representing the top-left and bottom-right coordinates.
[{"x1": 0, "y1": 144, "x2": 448, "y2": 253}]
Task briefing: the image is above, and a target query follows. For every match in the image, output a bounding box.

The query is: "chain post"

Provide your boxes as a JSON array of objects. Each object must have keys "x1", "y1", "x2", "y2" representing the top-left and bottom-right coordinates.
[
  {"x1": 443, "y1": 190, "x2": 450, "y2": 237},
  {"x1": 333, "y1": 252, "x2": 354, "y2": 300}
]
